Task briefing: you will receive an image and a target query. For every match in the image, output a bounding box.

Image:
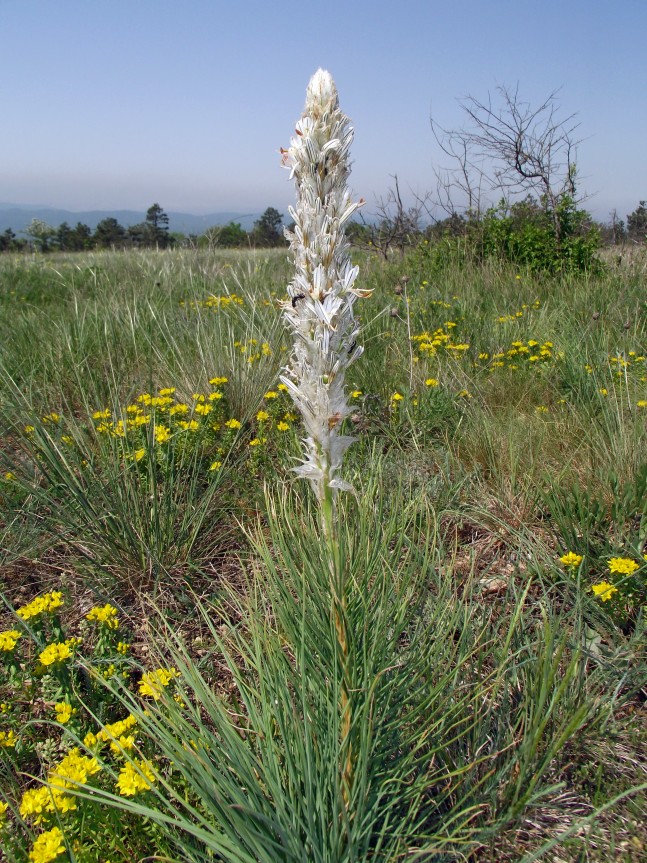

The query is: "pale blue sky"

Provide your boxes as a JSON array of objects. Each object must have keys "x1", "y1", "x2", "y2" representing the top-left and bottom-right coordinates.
[{"x1": 1, "y1": 0, "x2": 645, "y2": 222}]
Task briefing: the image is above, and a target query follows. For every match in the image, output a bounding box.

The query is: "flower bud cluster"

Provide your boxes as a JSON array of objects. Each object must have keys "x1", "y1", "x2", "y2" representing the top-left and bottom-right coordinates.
[{"x1": 280, "y1": 69, "x2": 367, "y2": 497}]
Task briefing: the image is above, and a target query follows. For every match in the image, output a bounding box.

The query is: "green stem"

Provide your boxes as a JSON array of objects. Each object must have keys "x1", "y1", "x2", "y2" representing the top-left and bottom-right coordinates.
[{"x1": 318, "y1": 458, "x2": 354, "y2": 815}]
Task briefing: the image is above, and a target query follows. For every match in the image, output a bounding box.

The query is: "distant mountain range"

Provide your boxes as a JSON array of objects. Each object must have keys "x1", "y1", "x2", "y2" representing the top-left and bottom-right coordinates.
[{"x1": 0, "y1": 204, "x2": 261, "y2": 236}]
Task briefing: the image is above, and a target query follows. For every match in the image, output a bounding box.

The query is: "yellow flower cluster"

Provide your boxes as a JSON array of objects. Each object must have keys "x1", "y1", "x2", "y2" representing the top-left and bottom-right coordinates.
[
  {"x1": 16, "y1": 592, "x2": 64, "y2": 621},
  {"x1": 54, "y1": 702, "x2": 76, "y2": 724},
  {"x1": 83, "y1": 713, "x2": 138, "y2": 757},
  {"x1": 96, "y1": 713, "x2": 137, "y2": 743},
  {"x1": 138, "y1": 667, "x2": 180, "y2": 699},
  {"x1": 19, "y1": 748, "x2": 102, "y2": 828},
  {"x1": 413, "y1": 327, "x2": 466, "y2": 357},
  {"x1": 82, "y1": 384, "x2": 237, "y2": 477},
  {"x1": 49, "y1": 748, "x2": 101, "y2": 792},
  {"x1": 476, "y1": 339, "x2": 555, "y2": 372},
  {"x1": 19, "y1": 746, "x2": 101, "y2": 824},
  {"x1": 608, "y1": 557, "x2": 640, "y2": 575},
  {"x1": 591, "y1": 582, "x2": 618, "y2": 601},
  {"x1": 559, "y1": 551, "x2": 583, "y2": 569},
  {"x1": 609, "y1": 351, "x2": 645, "y2": 378},
  {"x1": 28, "y1": 825, "x2": 66, "y2": 863},
  {"x1": 20, "y1": 785, "x2": 74, "y2": 824},
  {"x1": 234, "y1": 338, "x2": 273, "y2": 364},
  {"x1": 204, "y1": 293, "x2": 245, "y2": 308},
  {"x1": 0, "y1": 629, "x2": 22, "y2": 651},
  {"x1": 38, "y1": 641, "x2": 74, "y2": 667},
  {"x1": 0, "y1": 729, "x2": 17, "y2": 747},
  {"x1": 116, "y1": 758, "x2": 155, "y2": 796},
  {"x1": 496, "y1": 300, "x2": 541, "y2": 323},
  {"x1": 86, "y1": 603, "x2": 119, "y2": 629},
  {"x1": 181, "y1": 293, "x2": 244, "y2": 310}
]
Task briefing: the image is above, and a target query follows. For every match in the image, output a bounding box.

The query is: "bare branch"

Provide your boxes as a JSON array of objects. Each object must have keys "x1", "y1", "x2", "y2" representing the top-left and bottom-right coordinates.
[{"x1": 430, "y1": 85, "x2": 582, "y2": 236}]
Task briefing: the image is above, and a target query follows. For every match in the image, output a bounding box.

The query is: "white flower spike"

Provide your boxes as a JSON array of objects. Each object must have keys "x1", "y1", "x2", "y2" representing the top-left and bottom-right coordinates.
[{"x1": 280, "y1": 69, "x2": 367, "y2": 507}]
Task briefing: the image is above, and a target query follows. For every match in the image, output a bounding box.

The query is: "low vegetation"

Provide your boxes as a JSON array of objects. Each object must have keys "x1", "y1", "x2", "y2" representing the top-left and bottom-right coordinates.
[{"x1": 0, "y1": 245, "x2": 645, "y2": 862}]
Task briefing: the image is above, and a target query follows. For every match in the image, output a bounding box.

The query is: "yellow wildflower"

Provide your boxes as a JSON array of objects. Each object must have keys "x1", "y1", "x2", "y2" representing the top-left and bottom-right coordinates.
[
  {"x1": 209, "y1": 376, "x2": 228, "y2": 386},
  {"x1": 225, "y1": 418, "x2": 241, "y2": 430},
  {"x1": 109, "y1": 734, "x2": 136, "y2": 756},
  {"x1": 209, "y1": 461, "x2": 222, "y2": 471},
  {"x1": 194, "y1": 403, "x2": 212, "y2": 416},
  {"x1": 139, "y1": 667, "x2": 180, "y2": 699},
  {"x1": 0, "y1": 629, "x2": 22, "y2": 651},
  {"x1": 276, "y1": 421, "x2": 290, "y2": 431},
  {"x1": 38, "y1": 642, "x2": 73, "y2": 667},
  {"x1": 591, "y1": 582, "x2": 618, "y2": 601},
  {"x1": 28, "y1": 825, "x2": 66, "y2": 862},
  {"x1": 177, "y1": 419, "x2": 199, "y2": 431},
  {"x1": 17, "y1": 592, "x2": 63, "y2": 621},
  {"x1": 54, "y1": 702, "x2": 76, "y2": 724},
  {"x1": 20, "y1": 787, "x2": 53, "y2": 822},
  {"x1": 116, "y1": 759, "x2": 155, "y2": 796},
  {"x1": 264, "y1": 391, "x2": 278, "y2": 399},
  {"x1": 0, "y1": 729, "x2": 17, "y2": 747},
  {"x1": 154, "y1": 425, "x2": 171, "y2": 444},
  {"x1": 86, "y1": 603, "x2": 119, "y2": 629},
  {"x1": 49, "y1": 748, "x2": 101, "y2": 790},
  {"x1": 559, "y1": 552, "x2": 583, "y2": 569},
  {"x1": 608, "y1": 557, "x2": 640, "y2": 575},
  {"x1": 424, "y1": 378, "x2": 439, "y2": 387},
  {"x1": 99, "y1": 714, "x2": 137, "y2": 743},
  {"x1": 256, "y1": 410, "x2": 270, "y2": 422}
]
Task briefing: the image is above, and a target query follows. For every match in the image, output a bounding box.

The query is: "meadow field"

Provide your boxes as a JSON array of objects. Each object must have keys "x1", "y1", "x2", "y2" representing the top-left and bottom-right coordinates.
[{"x1": 0, "y1": 247, "x2": 645, "y2": 862}]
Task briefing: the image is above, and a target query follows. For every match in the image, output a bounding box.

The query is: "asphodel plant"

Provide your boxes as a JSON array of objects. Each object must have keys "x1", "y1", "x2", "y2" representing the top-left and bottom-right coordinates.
[
  {"x1": 280, "y1": 68, "x2": 369, "y2": 810},
  {"x1": 280, "y1": 68, "x2": 368, "y2": 541}
]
